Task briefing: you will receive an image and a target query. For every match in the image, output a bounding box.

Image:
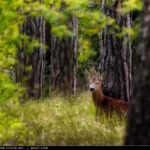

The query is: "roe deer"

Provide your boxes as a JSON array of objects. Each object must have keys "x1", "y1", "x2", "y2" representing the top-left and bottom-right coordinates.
[{"x1": 86, "y1": 67, "x2": 128, "y2": 120}]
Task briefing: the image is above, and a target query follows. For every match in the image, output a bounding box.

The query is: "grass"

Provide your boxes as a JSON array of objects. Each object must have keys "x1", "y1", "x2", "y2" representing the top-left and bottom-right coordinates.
[{"x1": 0, "y1": 91, "x2": 126, "y2": 146}]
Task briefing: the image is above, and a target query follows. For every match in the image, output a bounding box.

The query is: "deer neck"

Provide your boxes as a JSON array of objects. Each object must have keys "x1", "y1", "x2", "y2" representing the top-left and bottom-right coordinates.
[{"x1": 92, "y1": 88, "x2": 105, "y2": 104}]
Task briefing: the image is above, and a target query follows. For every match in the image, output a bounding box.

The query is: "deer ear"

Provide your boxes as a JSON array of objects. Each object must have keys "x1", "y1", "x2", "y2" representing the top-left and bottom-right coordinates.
[{"x1": 101, "y1": 71, "x2": 107, "y2": 80}]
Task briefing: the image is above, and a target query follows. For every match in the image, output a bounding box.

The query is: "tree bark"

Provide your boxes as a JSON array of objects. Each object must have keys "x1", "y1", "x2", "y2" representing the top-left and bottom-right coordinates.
[
  {"x1": 125, "y1": 0, "x2": 150, "y2": 145},
  {"x1": 50, "y1": 16, "x2": 78, "y2": 97},
  {"x1": 100, "y1": 0, "x2": 132, "y2": 102},
  {"x1": 16, "y1": 1, "x2": 45, "y2": 99}
]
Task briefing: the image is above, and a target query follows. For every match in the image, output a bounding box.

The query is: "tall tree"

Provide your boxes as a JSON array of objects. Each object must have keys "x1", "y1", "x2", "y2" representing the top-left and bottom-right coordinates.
[
  {"x1": 50, "y1": 16, "x2": 78, "y2": 97},
  {"x1": 125, "y1": 0, "x2": 150, "y2": 145},
  {"x1": 100, "y1": 0, "x2": 132, "y2": 101},
  {"x1": 16, "y1": 2, "x2": 45, "y2": 99}
]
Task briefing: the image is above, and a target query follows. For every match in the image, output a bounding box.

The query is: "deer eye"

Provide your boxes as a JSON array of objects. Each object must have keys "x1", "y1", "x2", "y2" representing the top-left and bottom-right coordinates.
[{"x1": 96, "y1": 82, "x2": 99, "y2": 85}]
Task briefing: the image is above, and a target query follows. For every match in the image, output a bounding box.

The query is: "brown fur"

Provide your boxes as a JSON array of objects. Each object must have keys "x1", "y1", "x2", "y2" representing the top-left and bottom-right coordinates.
[
  {"x1": 92, "y1": 91, "x2": 128, "y2": 118},
  {"x1": 89, "y1": 78, "x2": 128, "y2": 119}
]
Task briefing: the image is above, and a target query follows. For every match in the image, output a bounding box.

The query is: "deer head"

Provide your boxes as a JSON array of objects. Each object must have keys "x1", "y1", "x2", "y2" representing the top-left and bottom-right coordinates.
[{"x1": 85, "y1": 66, "x2": 106, "y2": 93}]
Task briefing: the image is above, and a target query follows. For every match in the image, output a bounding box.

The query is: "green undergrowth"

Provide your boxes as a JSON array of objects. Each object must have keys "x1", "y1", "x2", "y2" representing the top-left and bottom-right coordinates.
[{"x1": 0, "y1": 91, "x2": 126, "y2": 146}]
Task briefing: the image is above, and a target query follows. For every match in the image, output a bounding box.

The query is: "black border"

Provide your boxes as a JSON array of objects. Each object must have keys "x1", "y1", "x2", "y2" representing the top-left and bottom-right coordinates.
[{"x1": 1, "y1": 146, "x2": 150, "y2": 150}]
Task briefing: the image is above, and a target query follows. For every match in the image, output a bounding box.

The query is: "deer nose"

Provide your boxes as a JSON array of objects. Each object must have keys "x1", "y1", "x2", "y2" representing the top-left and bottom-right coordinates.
[{"x1": 90, "y1": 88, "x2": 95, "y2": 92}]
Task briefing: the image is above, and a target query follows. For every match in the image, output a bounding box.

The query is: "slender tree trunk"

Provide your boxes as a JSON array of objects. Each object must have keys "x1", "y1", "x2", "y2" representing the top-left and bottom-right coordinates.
[
  {"x1": 50, "y1": 16, "x2": 78, "y2": 97},
  {"x1": 16, "y1": 1, "x2": 45, "y2": 99},
  {"x1": 43, "y1": 23, "x2": 51, "y2": 97},
  {"x1": 125, "y1": 0, "x2": 150, "y2": 145},
  {"x1": 100, "y1": 0, "x2": 132, "y2": 101}
]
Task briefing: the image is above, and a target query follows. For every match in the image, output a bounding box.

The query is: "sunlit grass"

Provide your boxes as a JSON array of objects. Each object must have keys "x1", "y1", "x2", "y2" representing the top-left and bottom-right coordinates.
[{"x1": 1, "y1": 91, "x2": 126, "y2": 146}]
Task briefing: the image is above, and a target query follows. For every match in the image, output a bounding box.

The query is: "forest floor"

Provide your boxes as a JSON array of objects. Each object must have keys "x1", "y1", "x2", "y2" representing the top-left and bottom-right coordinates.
[{"x1": 1, "y1": 91, "x2": 126, "y2": 146}]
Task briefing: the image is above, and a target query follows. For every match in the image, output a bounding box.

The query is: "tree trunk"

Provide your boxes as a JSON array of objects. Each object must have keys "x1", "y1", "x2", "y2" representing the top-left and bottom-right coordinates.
[
  {"x1": 43, "y1": 23, "x2": 51, "y2": 97},
  {"x1": 50, "y1": 16, "x2": 78, "y2": 97},
  {"x1": 125, "y1": 0, "x2": 150, "y2": 145},
  {"x1": 100, "y1": 0, "x2": 132, "y2": 102},
  {"x1": 16, "y1": 3, "x2": 45, "y2": 99}
]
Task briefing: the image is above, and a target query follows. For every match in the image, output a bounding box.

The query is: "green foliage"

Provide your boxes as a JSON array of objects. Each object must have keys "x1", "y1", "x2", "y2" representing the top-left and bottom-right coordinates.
[
  {"x1": 77, "y1": 8, "x2": 115, "y2": 63},
  {"x1": 120, "y1": 0, "x2": 143, "y2": 14},
  {"x1": 0, "y1": 73, "x2": 18, "y2": 104},
  {"x1": 44, "y1": 0, "x2": 115, "y2": 63},
  {"x1": 0, "y1": 92, "x2": 125, "y2": 146},
  {"x1": 0, "y1": 0, "x2": 142, "y2": 99},
  {"x1": 0, "y1": 0, "x2": 22, "y2": 104},
  {"x1": 0, "y1": 1, "x2": 47, "y2": 145},
  {"x1": 0, "y1": 0, "x2": 49, "y2": 103},
  {"x1": 0, "y1": 0, "x2": 143, "y2": 145},
  {"x1": 0, "y1": 100, "x2": 34, "y2": 145},
  {"x1": 118, "y1": 0, "x2": 142, "y2": 41}
]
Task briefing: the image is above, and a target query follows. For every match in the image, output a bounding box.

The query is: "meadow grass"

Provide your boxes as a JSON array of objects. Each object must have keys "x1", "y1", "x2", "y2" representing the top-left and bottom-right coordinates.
[{"x1": 0, "y1": 91, "x2": 126, "y2": 146}]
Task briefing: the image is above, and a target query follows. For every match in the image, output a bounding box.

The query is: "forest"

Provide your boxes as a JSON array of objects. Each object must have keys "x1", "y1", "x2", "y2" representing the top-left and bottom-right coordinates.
[{"x1": 1, "y1": 0, "x2": 150, "y2": 146}]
